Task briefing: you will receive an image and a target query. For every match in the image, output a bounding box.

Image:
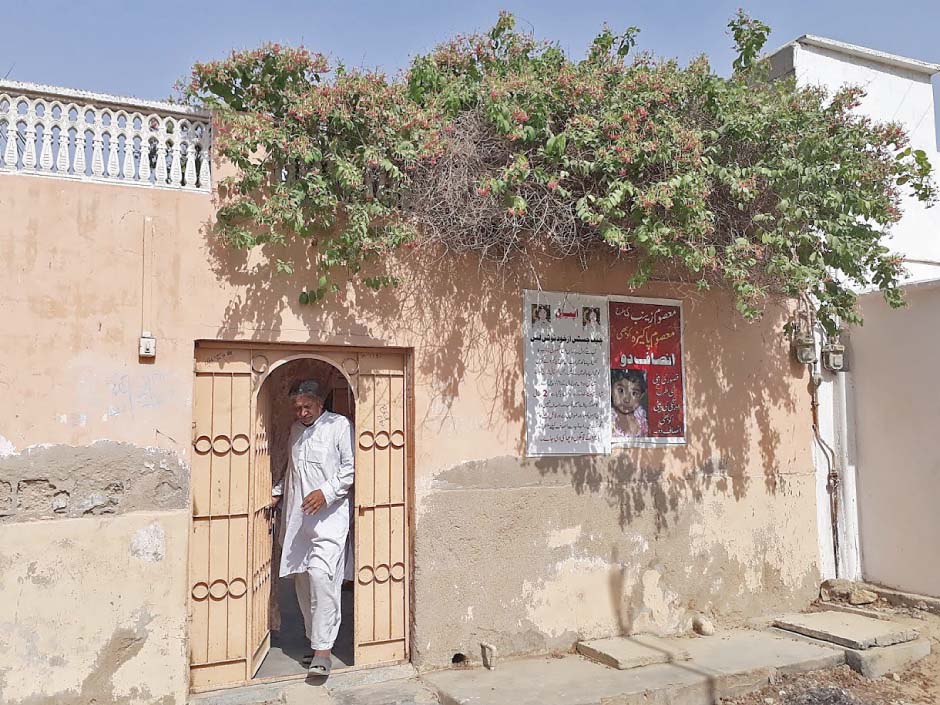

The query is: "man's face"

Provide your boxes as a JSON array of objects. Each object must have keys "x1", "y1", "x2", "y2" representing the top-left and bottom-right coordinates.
[
  {"x1": 611, "y1": 379, "x2": 642, "y2": 415},
  {"x1": 293, "y1": 394, "x2": 323, "y2": 426}
]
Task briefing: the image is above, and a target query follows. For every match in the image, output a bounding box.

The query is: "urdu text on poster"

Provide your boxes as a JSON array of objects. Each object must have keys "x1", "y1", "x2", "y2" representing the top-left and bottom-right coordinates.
[
  {"x1": 524, "y1": 290, "x2": 611, "y2": 455},
  {"x1": 608, "y1": 297, "x2": 686, "y2": 446}
]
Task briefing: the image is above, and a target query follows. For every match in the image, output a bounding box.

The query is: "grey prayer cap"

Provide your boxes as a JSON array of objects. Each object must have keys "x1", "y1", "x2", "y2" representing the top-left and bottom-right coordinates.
[{"x1": 288, "y1": 379, "x2": 324, "y2": 400}]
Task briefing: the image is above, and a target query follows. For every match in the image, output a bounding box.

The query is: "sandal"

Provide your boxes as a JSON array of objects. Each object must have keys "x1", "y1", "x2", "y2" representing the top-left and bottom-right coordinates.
[{"x1": 308, "y1": 655, "x2": 332, "y2": 677}]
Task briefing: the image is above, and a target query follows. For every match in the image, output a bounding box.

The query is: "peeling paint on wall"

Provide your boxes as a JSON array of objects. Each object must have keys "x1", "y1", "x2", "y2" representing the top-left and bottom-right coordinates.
[
  {"x1": 0, "y1": 512, "x2": 189, "y2": 705},
  {"x1": 0, "y1": 436, "x2": 15, "y2": 458},
  {"x1": 412, "y1": 454, "x2": 820, "y2": 669},
  {"x1": 130, "y1": 522, "x2": 166, "y2": 563},
  {"x1": 547, "y1": 525, "x2": 582, "y2": 549},
  {"x1": 2, "y1": 610, "x2": 158, "y2": 705}
]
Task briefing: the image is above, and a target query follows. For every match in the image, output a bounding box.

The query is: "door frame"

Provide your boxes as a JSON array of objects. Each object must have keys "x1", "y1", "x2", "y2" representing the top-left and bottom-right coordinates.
[{"x1": 188, "y1": 340, "x2": 416, "y2": 693}]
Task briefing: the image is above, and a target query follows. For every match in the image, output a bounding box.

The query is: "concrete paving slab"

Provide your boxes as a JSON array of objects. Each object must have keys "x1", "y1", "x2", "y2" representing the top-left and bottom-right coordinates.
[
  {"x1": 774, "y1": 611, "x2": 920, "y2": 649},
  {"x1": 329, "y1": 679, "x2": 439, "y2": 705},
  {"x1": 423, "y1": 629, "x2": 844, "y2": 705},
  {"x1": 682, "y1": 630, "x2": 845, "y2": 676},
  {"x1": 577, "y1": 634, "x2": 691, "y2": 670},
  {"x1": 844, "y1": 638, "x2": 932, "y2": 679},
  {"x1": 680, "y1": 630, "x2": 845, "y2": 698},
  {"x1": 423, "y1": 656, "x2": 706, "y2": 705},
  {"x1": 769, "y1": 627, "x2": 932, "y2": 679}
]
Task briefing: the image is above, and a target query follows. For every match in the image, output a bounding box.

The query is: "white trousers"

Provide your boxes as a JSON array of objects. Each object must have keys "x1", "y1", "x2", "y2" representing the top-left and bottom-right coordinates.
[{"x1": 293, "y1": 552, "x2": 345, "y2": 651}]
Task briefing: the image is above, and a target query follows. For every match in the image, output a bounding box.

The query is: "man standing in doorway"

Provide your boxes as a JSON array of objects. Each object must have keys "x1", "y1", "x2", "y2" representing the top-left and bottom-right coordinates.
[{"x1": 271, "y1": 379, "x2": 354, "y2": 677}]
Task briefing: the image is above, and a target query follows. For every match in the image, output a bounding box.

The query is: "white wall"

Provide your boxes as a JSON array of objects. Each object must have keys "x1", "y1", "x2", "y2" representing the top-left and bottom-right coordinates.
[
  {"x1": 793, "y1": 43, "x2": 940, "y2": 284},
  {"x1": 789, "y1": 42, "x2": 940, "y2": 590},
  {"x1": 849, "y1": 283, "x2": 940, "y2": 597}
]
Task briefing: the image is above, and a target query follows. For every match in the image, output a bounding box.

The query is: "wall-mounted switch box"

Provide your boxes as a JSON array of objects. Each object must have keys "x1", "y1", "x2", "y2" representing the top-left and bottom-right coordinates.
[{"x1": 139, "y1": 332, "x2": 156, "y2": 358}]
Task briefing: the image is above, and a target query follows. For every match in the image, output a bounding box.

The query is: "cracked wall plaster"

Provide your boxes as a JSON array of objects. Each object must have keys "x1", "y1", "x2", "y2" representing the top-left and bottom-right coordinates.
[
  {"x1": 411, "y1": 455, "x2": 820, "y2": 669},
  {"x1": 0, "y1": 442, "x2": 187, "y2": 523}
]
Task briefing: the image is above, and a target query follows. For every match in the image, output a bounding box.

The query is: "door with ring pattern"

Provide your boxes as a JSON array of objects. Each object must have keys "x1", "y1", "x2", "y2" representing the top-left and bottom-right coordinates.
[{"x1": 189, "y1": 345, "x2": 410, "y2": 690}]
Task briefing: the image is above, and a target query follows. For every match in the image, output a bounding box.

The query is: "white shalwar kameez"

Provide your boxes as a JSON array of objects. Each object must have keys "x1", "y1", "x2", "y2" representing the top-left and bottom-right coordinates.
[{"x1": 273, "y1": 411, "x2": 354, "y2": 651}]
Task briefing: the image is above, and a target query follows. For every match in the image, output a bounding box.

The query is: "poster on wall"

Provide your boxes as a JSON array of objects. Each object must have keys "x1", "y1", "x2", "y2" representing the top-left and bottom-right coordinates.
[
  {"x1": 608, "y1": 297, "x2": 686, "y2": 446},
  {"x1": 524, "y1": 290, "x2": 611, "y2": 456}
]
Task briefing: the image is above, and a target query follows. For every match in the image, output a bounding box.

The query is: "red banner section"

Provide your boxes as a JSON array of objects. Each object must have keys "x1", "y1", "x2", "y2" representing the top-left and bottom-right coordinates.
[{"x1": 608, "y1": 298, "x2": 685, "y2": 443}]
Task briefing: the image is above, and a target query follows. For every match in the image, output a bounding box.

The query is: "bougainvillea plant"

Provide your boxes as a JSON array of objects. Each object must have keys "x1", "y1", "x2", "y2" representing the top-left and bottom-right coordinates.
[{"x1": 181, "y1": 11, "x2": 935, "y2": 332}]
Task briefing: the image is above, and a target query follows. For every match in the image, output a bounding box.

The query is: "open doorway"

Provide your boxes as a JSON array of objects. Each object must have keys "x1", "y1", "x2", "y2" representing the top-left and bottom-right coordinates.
[{"x1": 253, "y1": 357, "x2": 355, "y2": 679}]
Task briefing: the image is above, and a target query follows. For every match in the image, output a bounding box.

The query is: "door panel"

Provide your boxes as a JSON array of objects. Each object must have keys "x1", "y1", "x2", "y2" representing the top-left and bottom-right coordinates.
[
  {"x1": 354, "y1": 353, "x2": 409, "y2": 665},
  {"x1": 189, "y1": 361, "x2": 253, "y2": 688},
  {"x1": 249, "y1": 376, "x2": 273, "y2": 676}
]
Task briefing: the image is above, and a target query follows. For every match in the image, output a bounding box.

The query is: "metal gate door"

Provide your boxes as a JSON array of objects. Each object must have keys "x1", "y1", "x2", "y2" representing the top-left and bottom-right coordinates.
[
  {"x1": 353, "y1": 352, "x2": 409, "y2": 665},
  {"x1": 189, "y1": 345, "x2": 410, "y2": 690},
  {"x1": 249, "y1": 373, "x2": 274, "y2": 675},
  {"x1": 189, "y1": 349, "x2": 256, "y2": 689}
]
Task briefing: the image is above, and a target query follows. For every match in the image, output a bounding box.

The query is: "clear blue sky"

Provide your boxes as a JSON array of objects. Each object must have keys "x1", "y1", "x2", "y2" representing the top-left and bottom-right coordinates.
[{"x1": 3, "y1": 0, "x2": 939, "y2": 101}]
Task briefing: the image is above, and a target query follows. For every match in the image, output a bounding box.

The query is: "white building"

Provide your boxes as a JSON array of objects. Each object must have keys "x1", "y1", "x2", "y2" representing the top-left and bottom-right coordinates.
[{"x1": 769, "y1": 36, "x2": 940, "y2": 597}]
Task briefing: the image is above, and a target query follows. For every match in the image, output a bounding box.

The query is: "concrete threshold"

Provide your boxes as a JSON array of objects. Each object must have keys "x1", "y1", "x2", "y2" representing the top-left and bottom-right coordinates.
[
  {"x1": 190, "y1": 663, "x2": 419, "y2": 705},
  {"x1": 422, "y1": 629, "x2": 844, "y2": 705}
]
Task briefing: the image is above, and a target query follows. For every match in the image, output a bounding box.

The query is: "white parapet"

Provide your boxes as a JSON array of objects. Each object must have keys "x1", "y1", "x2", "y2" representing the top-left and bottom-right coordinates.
[{"x1": 0, "y1": 79, "x2": 211, "y2": 192}]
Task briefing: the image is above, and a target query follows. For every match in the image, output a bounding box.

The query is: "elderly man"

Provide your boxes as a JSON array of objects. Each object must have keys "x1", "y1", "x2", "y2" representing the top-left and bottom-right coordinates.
[{"x1": 271, "y1": 379, "x2": 354, "y2": 677}]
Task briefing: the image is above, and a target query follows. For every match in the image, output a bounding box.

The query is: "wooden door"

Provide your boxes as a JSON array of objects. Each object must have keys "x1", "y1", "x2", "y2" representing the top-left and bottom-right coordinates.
[
  {"x1": 189, "y1": 349, "x2": 254, "y2": 689},
  {"x1": 353, "y1": 352, "x2": 409, "y2": 665}
]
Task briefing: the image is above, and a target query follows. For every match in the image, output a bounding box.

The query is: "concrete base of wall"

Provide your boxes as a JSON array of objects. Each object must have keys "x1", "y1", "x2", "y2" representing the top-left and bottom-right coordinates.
[
  {"x1": 412, "y1": 456, "x2": 820, "y2": 669},
  {"x1": 0, "y1": 511, "x2": 189, "y2": 705}
]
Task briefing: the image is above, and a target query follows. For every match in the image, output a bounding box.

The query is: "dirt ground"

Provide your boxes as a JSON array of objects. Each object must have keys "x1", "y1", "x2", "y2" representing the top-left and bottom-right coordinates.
[{"x1": 721, "y1": 603, "x2": 940, "y2": 705}]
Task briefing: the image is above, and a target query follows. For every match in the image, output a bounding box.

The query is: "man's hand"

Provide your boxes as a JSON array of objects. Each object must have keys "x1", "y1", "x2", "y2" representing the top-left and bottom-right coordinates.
[
  {"x1": 269, "y1": 494, "x2": 282, "y2": 509},
  {"x1": 302, "y1": 489, "x2": 326, "y2": 515}
]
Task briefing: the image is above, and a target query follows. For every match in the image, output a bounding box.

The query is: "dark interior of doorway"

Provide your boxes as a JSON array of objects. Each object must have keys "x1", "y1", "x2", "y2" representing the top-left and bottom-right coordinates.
[
  {"x1": 253, "y1": 581, "x2": 353, "y2": 678},
  {"x1": 253, "y1": 357, "x2": 356, "y2": 679}
]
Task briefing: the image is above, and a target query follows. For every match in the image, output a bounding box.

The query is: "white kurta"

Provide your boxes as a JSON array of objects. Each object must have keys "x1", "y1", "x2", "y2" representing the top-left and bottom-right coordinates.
[{"x1": 273, "y1": 411, "x2": 355, "y2": 579}]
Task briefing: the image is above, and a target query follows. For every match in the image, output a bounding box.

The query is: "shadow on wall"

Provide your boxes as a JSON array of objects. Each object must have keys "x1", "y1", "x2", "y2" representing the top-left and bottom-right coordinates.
[
  {"x1": 532, "y1": 296, "x2": 804, "y2": 531},
  {"x1": 201, "y1": 219, "x2": 806, "y2": 528},
  {"x1": 201, "y1": 220, "x2": 527, "y2": 435},
  {"x1": 200, "y1": 214, "x2": 817, "y2": 661}
]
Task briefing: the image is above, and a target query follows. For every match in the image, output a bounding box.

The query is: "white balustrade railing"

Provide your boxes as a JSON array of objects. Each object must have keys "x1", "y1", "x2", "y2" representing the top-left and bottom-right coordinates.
[{"x1": 0, "y1": 80, "x2": 211, "y2": 191}]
